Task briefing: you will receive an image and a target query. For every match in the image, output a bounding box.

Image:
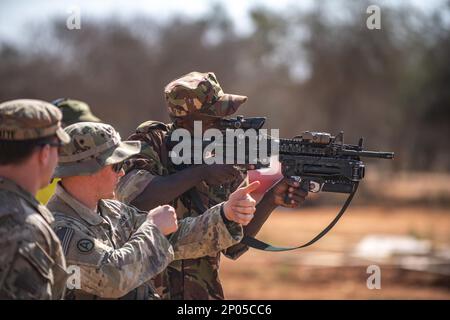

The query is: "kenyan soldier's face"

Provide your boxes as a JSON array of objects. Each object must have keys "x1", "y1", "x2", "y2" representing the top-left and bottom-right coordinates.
[{"x1": 92, "y1": 163, "x2": 125, "y2": 199}]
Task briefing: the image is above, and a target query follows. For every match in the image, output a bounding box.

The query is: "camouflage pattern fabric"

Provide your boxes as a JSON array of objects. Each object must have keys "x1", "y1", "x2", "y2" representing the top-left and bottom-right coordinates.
[
  {"x1": 47, "y1": 182, "x2": 174, "y2": 300},
  {"x1": 53, "y1": 122, "x2": 141, "y2": 178},
  {"x1": 0, "y1": 177, "x2": 67, "y2": 299},
  {"x1": 51, "y1": 98, "x2": 101, "y2": 127},
  {"x1": 0, "y1": 99, "x2": 70, "y2": 143},
  {"x1": 116, "y1": 120, "x2": 250, "y2": 300},
  {"x1": 49, "y1": 182, "x2": 243, "y2": 299},
  {"x1": 165, "y1": 71, "x2": 248, "y2": 118}
]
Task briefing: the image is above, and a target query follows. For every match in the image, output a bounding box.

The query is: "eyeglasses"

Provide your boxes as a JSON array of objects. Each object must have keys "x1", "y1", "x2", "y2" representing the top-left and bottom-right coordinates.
[{"x1": 112, "y1": 162, "x2": 124, "y2": 173}]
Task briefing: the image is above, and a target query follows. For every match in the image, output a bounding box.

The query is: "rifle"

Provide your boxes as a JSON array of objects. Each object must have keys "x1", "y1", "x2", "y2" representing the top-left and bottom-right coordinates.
[
  {"x1": 168, "y1": 116, "x2": 394, "y2": 251},
  {"x1": 214, "y1": 116, "x2": 395, "y2": 251}
]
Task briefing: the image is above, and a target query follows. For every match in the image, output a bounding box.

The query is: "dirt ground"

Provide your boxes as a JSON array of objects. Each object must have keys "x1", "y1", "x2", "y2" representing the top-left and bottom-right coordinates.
[{"x1": 220, "y1": 205, "x2": 450, "y2": 299}]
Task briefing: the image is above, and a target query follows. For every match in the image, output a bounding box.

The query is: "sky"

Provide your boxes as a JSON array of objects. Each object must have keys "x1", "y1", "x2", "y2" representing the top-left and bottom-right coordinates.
[{"x1": 0, "y1": 0, "x2": 445, "y2": 44}]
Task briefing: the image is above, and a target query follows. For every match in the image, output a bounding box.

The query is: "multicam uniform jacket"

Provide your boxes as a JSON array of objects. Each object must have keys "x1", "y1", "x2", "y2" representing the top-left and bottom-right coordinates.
[
  {"x1": 48, "y1": 182, "x2": 243, "y2": 299},
  {"x1": 116, "y1": 121, "x2": 250, "y2": 300},
  {"x1": 0, "y1": 177, "x2": 67, "y2": 299}
]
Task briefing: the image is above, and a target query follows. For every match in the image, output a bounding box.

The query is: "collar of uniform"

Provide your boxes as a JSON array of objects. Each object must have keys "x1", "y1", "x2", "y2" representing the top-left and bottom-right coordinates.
[
  {"x1": 54, "y1": 182, "x2": 104, "y2": 226},
  {"x1": 0, "y1": 176, "x2": 54, "y2": 224}
]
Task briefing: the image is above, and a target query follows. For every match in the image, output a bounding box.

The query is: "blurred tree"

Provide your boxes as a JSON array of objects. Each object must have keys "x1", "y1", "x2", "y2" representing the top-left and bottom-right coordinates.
[{"x1": 0, "y1": 0, "x2": 448, "y2": 171}]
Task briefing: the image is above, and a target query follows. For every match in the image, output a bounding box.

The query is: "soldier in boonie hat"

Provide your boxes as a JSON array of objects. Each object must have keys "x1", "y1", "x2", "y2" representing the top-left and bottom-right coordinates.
[
  {"x1": 52, "y1": 98, "x2": 101, "y2": 127},
  {"x1": 37, "y1": 98, "x2": 101, "y2": 204},
  {"x1": 47, "y1": 121, "x2": 180, "y2": 300},
  {"x1": 165, "y1": 71, "x2": 248, "y2": 119},
  {"x1": 53, "y1": 122, "x2": 140, "y2": 178}
]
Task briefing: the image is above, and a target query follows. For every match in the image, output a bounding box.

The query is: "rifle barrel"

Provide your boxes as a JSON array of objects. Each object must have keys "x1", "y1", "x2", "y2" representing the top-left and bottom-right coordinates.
[{"x1": 341, "y1": 150, "x2": 394, "y2": 159}]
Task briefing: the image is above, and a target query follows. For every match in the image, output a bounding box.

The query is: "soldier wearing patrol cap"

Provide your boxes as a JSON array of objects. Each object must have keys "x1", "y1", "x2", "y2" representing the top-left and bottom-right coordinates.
[
  {"x1": 116, "y1": 71, "x2": 308, "y2": 299},
  {"x1": 0, "y1": 99, "x2": 69, "y2": 299},
  {"x1": 47, "y1": 121, "x2": 258, "y2": 299}
]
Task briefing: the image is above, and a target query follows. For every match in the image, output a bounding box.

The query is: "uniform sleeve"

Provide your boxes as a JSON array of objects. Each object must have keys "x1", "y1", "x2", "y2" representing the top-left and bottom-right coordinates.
[
  {"x1": 168, "y1": 204, "x2": 244, "y2": 260},
  {"x1": 116, "y1": 142, "x2": 167, "y2": 204},
  {"x1": 54, "y1": 220, "x2": 174, "y2": 299},
  {"x1": 222, "y1": 242, "x2": 250, "y2": 260},
  {"x1": 0, "y1": 215, "x2": 63, "y2": 300},
  {"x1": 116, "y1": 169, "x2": 156, "y2": 204}
]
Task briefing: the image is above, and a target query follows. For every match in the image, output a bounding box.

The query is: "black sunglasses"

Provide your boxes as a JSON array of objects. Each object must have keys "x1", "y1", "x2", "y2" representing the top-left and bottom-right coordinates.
[{"x1": 112, "y1": 162, "x2": 124, "y2": 173}]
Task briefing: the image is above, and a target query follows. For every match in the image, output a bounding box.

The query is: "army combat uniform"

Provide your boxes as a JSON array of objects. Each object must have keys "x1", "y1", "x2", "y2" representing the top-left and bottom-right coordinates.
[
  {"x1": 48, "y1": 183, "x2": 174, "y2": 299},
  {"x1": 0, "y1": 99, "x2": 69, "y2": 299},
  {"x1": 117, "y1": 72, "x2": 250, "y2": 300},
  {"x1": 50, "y1": 122, "x2": 244, "y2": 299}
]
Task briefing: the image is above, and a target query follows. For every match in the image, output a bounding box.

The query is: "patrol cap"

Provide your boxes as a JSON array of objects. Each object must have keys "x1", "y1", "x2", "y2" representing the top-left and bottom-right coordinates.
[
  {"x1": 54, "y1": 122, "x2": 141, "y2": 178},
  {"x1": 0, "y1": 99, "x2": 70, "y2": 143},
  {"x1": 52, "y1": 98, "x2": 101, "y2": 127},
  {"x1": 164, "y1": 71, "x2": 248, "y2": 118}
]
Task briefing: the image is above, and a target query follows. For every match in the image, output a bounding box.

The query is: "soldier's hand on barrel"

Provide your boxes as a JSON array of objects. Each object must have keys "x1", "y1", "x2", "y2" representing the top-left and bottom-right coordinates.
[{"x1": 223, "y1": 181, "x2": 260, "y2": 225}]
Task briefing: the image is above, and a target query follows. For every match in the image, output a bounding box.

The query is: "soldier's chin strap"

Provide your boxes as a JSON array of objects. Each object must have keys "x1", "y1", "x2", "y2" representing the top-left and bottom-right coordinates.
[{"x1": 241, "y1": 182, "x2": 359, "y2": 252}]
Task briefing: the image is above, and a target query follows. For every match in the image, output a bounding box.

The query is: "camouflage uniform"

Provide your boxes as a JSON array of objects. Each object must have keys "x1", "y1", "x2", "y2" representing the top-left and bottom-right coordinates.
[
  {"x1": 0, "y1": 99, "x2": 69, "y2": 299},
  {"x1": 48, "y1": 183, "x2": 173, "y2": 299},
  {"x1": 36, "y1": 98, "x2": 101, "y2": 205},
  {"x1": 116, "y1": 72, "x2": 250, "y2": 300},
  {"x1": 50, "y1": 122, "x2": 243, "y2": 299}
]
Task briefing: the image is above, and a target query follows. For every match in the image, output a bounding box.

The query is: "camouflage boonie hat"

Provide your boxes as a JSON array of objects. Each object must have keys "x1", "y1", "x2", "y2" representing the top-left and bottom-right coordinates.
[
  {"x1": 0, "y1": 99, "x2": 70, "y2": 143},
  {"x1": 164, "y1": 71, "x2": 248, "y2": 118},
  {"x1": 54, "y1": 122, "x2": 141, "y2": 178},
  {"x1": 52, "y1": 98, "x2": 101, "y2": 127}
]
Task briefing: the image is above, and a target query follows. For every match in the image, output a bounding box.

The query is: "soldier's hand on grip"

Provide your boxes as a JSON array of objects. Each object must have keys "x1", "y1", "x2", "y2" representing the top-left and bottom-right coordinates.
[
  {"x1": 223, "y1": 181, "x2": 260, "y2": 226},
  {"x1": 147, "y1": 205, "x2": 178, "y2": 235},
  {"x1": 270, "y1": 177, "x2": 308, "y2": 208}
]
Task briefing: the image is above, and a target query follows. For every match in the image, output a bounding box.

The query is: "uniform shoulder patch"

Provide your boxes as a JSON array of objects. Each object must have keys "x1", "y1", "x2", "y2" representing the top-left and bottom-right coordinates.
[{"x1": 76, "y1": 238, "x2": 94, "y2": 253}]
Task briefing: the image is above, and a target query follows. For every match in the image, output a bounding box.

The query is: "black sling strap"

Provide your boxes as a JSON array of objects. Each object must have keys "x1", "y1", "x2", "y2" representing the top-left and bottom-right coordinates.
[{"x1": 241, "y1": 182, "x2": 359, "y2": 251}]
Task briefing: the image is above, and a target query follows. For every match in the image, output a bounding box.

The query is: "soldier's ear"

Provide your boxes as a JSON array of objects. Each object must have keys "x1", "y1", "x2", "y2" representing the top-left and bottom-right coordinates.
[{"x1": 36, "y1": 144, "x2": 51, "y2": 167}]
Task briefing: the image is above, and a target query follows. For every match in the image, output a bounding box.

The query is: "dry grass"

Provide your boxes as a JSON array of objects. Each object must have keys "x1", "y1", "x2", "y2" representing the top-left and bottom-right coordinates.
[{"x1": 220, "y1": 205, "x2": 450, "y2": 299}]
